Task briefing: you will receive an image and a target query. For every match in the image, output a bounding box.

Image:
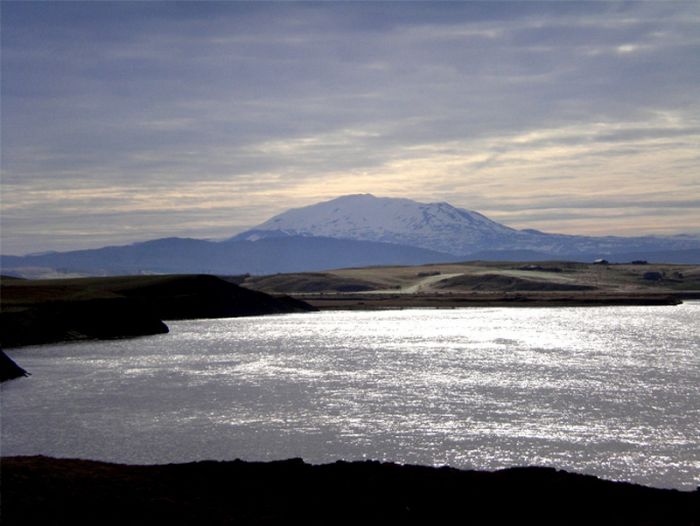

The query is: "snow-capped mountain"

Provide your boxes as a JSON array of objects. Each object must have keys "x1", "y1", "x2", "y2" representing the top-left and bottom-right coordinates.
[
  {"x1": 235, "y1": 194, "x2": 700, "y2": 258},
  {"x1": 236, "y1": 194, "x2": 520, "y2": 254},
  {"x1": 4, "y1": 194, "x2": 700, "y2": 278}
]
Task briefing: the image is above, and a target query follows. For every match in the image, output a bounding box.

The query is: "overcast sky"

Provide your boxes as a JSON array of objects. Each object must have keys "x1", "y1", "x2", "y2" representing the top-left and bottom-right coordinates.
[{"x1": 2, "y1": 1, "x2": 699, "y2": 254}]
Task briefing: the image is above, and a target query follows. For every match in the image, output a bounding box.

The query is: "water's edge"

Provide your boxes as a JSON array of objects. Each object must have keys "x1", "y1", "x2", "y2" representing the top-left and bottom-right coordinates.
[{"x1": 3, "y1": 305, "x2": 699, "y2": 490}]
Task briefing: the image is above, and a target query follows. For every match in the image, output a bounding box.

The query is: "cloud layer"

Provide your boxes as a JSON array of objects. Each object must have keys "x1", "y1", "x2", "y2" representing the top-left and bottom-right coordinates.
[{"x1": 2, "y1": 2, "x2": 699, "y2": 254}]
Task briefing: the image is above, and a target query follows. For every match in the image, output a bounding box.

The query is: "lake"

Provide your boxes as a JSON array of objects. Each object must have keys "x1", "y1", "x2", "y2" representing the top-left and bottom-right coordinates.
[{"x1": 2, "y1": 304, "x2": 699, "y2": 489}]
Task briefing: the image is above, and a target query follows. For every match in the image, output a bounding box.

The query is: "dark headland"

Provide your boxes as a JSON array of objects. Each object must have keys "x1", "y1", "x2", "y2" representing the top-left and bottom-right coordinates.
[
  {"x1": 0, "y1": 274, "x2": 315, "y2": 349},
  {"x1": 2, "y1": 456, "x2": 698, "y2": 526}
]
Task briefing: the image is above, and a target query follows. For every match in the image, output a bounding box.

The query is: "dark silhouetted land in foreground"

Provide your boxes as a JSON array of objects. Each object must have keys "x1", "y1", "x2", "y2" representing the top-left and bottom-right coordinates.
[
  {"x1": 2, "y1": 456, "x2": 698, "y2": 525},
  {"x1": 0, "y1": 348, "x2": 29, "y2": 381}
]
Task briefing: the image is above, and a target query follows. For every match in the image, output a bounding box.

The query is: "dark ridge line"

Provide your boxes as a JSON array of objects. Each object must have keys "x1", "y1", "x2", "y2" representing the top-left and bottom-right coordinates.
[{"x1": 2, "y1": 456, "x2": 698, "y2": 525}]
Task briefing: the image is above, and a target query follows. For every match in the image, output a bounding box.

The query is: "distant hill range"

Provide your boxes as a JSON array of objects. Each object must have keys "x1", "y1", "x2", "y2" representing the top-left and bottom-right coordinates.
[{"x1": 3, "y1": 194, "x2": 699, "y2": 277}]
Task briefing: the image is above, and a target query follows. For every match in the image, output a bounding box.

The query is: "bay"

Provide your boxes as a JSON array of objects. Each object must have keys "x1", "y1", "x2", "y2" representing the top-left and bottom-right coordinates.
[{"x1": 2, "y1": 304, "x2": 699, "y2": 489}]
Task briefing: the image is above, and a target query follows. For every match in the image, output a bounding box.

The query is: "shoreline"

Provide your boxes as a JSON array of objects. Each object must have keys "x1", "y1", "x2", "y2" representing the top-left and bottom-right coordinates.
[
  {"x1": 2, "y1": 456, "x2": 698, "y2": 525},
  {"x1": 301, "y1": 291, "x2": 687, "y2": 310},
  {"x1": 1, "y1": 290, "x2": 690, "y2": 351},
  {"x1": 2, "y1": 273, "x2": 696, "y2": 351}
]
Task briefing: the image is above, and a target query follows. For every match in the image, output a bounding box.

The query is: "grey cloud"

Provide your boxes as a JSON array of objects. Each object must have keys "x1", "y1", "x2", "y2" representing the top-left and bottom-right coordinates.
[
  {"x1": 2, "y1": 1, "x2": 699, "y2": 253},
  {"x1": 478, "y1": 198, "x2": 700, "y2": 212}
]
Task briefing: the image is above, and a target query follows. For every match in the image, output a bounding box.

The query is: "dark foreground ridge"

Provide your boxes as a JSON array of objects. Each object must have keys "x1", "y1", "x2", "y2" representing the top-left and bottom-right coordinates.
[
  {"x1": 2, "y1": 456, "x2": 698, "y2": 525},
  {"x1": 0, "y1": 274, "x2": 316, "y2": 348}
]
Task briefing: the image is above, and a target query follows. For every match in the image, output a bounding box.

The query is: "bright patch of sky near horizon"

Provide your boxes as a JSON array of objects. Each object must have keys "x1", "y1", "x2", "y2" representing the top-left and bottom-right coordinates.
[{"x1": 1, "y1": 1, "x2": 699, "y2": 254}]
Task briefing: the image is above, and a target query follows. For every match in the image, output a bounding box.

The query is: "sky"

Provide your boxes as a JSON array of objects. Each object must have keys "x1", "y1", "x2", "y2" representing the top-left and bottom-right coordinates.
[{"x1": 2, "y1": 1, "x2": 699, "y2": 255}]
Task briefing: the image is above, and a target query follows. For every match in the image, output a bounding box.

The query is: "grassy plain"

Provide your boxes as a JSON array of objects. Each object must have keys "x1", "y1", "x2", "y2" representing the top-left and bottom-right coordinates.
[{"x1": 243, "y1": 261, "x2": 700, "y2": 308}]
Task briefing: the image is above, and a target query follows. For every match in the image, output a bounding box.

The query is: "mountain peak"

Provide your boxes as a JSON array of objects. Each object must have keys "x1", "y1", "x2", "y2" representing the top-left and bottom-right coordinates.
[
  {"x1": 238, "y1": 194, "x2": 515, "y2": 254},
  {"x1": 333, "y1": 193, "x2": 376, "y2": 200},
  {"x1": 233, "y1": 194, "x2": 700, "y2": 257}
]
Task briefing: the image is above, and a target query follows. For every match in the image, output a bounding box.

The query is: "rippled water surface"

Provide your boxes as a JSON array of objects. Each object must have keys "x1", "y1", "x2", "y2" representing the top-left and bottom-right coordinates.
[{"x1": 3, "y1": 304, "x2": 699, "y2": 489}]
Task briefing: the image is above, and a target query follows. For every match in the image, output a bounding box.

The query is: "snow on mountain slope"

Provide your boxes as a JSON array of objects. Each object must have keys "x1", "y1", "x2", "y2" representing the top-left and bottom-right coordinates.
[
  {"x1": 258, "y1": 194, "x2": 512, "y2": 236},
  {"x1": 237, "y1": 194, "x2": 522, "y2": 255},
  {"x1": 236, "y1": 194, "x2": 700, "y2": 257}
]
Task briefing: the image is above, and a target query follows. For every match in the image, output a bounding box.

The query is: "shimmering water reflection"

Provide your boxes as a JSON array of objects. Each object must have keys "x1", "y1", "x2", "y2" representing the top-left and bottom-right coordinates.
[{"x1": 2, "y1": 305, "x2": 699, "y2": 489}]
